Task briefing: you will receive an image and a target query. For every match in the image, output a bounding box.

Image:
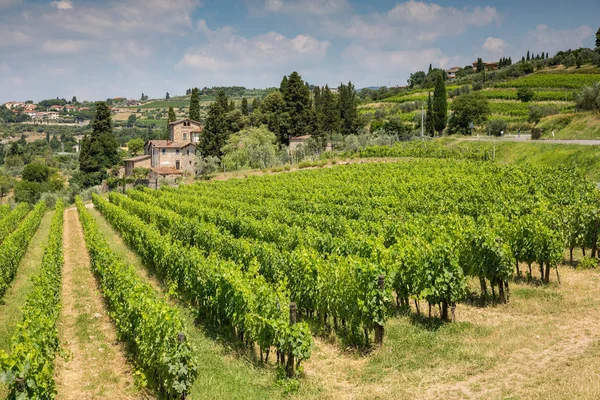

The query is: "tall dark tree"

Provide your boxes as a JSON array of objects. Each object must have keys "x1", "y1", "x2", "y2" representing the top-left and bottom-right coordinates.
[
  {"x1": 229, "y1": 100, "x2": 236, "y2": 111},
  {"x1": 257, "y1": 91, "x2": 289, "y2": 144},
  {"x1": 476, "y1": 58, "x2": 484, "y2": 72},
  {"x1": 281, "y1": 71, "x2": 312, "y2": 143},
  {"x1": 200, "y1": 90, "x2": 229, "y2": 157},
  {"x1": 432, "y1": 72, "x2": 447, "y2": 135},
  {"x1": 526, "y1": 51, "x2": 530, "y2": 61},
  {"x1": 319, "y1": 85, "x2": 340, "y2": 135},
  {"x1": 168, "y1": 106, "x2": 177, "y2": 123},
  {"x1": 280, "y1": 76, "x2": 289, "y2": 94},
  {"x1": 251, "y1": 98, "x2": 260, "y2": 113},
  {"x1": 71, "y1": 96, "x2": 77, "y2": 104},
  {"x1": 596, "y1": 26, "x2": 600, "y2": 48},
  {"x1": 425, "y1": 92, "x2": 434, "y2": 137},
  {"x1": 189, "y1": 87, "x2": 200, "y2": 121},
  {"x1": 79, "y1": 102, "x2": 118, "y2": 176},
  {"x1": 338, "y1": 81, "x2": 359, "y2": 136},
  {"x1": 428, "y1": 63, "x2": 433, "y2": 74},
  {"x1": 241, "y1": 98, "x2": 249, "y2": 116},
  {"x1": 166, "y1": 92, "x2": 170, "y2": 100}
]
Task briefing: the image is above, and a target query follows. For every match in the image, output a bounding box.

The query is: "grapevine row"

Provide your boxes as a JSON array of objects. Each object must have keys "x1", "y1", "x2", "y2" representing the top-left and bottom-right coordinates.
[
  {"x1": 92, "y1": 194, "x2": 314, "y2": 368},
  {"x1": 75, "y1": 197, "x2": 197, "y2": 397},
  {"x1": 0, "y1": 200, "x2": 64, "y2": 398},
  {"x1": 0, "y1": 201, "x2": 46, "y2": 299}
]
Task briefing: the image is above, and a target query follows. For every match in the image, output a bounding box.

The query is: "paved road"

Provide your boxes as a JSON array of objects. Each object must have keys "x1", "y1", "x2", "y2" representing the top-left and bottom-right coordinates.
[{"x1": 457, "y1": 135, "x2": 600, "y2": 146}]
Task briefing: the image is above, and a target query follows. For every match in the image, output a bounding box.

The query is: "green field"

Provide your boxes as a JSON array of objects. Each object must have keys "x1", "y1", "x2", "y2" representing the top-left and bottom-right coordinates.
[{"x1": 495, "y1": 73, "x2": 600, "y2": 89}]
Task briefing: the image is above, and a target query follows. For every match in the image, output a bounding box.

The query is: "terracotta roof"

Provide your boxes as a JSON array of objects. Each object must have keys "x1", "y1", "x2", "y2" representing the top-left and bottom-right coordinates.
[
  {"x1": 124, "y1": 155, "x2": 151, "y2": 162},
  {"x1": 146, "y1": 140, "x2": 195, "y2": 149},
  {"x1": 290, "y1": 135, "x2": 312, "y2": 141},
  {"x1": 168, "y1": 118, "x2": 202, "y2": 126},
  {"x1": 150, "y1": 167, "x2": 183, "y2": 175}
]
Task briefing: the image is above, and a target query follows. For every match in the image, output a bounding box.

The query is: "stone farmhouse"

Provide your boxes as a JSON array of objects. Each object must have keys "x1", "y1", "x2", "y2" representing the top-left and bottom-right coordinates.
[{"x1": 123, "y1": 118, "x2": 203, "y2": 179}]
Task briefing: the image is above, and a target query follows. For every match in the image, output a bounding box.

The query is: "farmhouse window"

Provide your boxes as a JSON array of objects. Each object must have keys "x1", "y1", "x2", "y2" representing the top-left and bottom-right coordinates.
[
  {"x1": 176, "y1": 160, "x2": 180, "y2": 170},
  {"x1": 161, "y1": 148, "x2": 166, "y2": 154},
  {"x1": 176, "y1": 149, "x2": 180, "y2": 155},
  {"x1": 183, "y1": 132, "x2": 187, "y2": 140}
]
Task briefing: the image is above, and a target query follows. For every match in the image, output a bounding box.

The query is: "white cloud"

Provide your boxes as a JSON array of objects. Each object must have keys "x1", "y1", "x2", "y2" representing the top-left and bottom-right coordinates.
[
  {"x1": 178, "y1": 20, "x2": 330, "y2": 71},
  {"x1": 524, "y1": 24, "x2": 594, "y2": 55},
  {"x1": 324, "y1": 1, "x2": 501, "y2": 46},
  {"x1": 251, "y1": 0, "x2": 350, "y2": 15},
  {"x1": 41, "y1": 40, "x2": 86, "y2": 53},
  {"x1": 50, "y1": 0, "x2": 72, "y2": 10},
  {"x1": 482, "y1": 37, "x2": 508, "y2": 53},
  {"x1": 42, "y1": 0, "x2": 200, "y2": 36}
]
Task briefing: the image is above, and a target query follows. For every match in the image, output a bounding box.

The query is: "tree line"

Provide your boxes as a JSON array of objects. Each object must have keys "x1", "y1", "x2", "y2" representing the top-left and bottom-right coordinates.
[{"x1": 185, "y1": 71, "x2": 360, "y2": 158}]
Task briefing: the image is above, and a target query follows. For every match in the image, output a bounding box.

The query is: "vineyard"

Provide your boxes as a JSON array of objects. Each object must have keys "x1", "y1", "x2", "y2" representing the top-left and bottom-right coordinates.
[
  {"x1": 93, "y1": 160, "x2": 597, "y2": 358},
  {"x1": 0, "y1": 156, "x2": 598, "y2": 398}
]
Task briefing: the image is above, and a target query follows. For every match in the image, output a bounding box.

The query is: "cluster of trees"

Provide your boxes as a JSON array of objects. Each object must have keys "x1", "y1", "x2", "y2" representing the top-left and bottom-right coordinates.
[
  {"x1": 194, "y1": 71, "x2": 360, "y2": 158},
  {"x1": 408, "y1": 64, "x2": 448, "y2": 88},
  {"x1": 498, "y1": 57, "x2": 513, "y2": 68},
  {"x1": 13, "y1": 163, "x2": 64, "y2": 204}
]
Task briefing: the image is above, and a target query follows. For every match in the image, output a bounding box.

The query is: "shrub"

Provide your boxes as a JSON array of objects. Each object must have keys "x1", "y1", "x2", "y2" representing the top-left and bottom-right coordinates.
[
  {"x1": 14, "y1": 181, "x2": 43, "y2": 204},
  {"x1": 574, "y1": 83, "x2": 600, "y2": 112},
  {"x1": 517, "y1": 87, "x2": 535, "y2": 102},
  {"x1": 577, "y1": 256, "x2": 598, "y2": 269},
  {"x1": 22, "y1": 163, "x2": 50, "y2": 183},
  {"x1": 487, "y1": 119, "x2": 508, "y2": 136},
  {"x1": 531, "y1": 128, "x2": 542, "y2": 140}
]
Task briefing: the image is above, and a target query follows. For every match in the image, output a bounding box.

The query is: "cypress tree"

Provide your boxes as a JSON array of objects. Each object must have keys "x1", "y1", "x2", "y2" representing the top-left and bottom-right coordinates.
[
  {"x1": 432, "y1": 72, "x2": 447, "y2": 135},
  {"x1": 596, "y1": 27, "x2": 600, "y2": 48},
  {"x1": 476, "y1": 58, "x2": 484, "y2": 72},
  {"x1": 229, "y1": 100, "x2": 235, "y2": 111},
  {"x1": 200, "y1": 90, "x2": 229, "y2": 157},
  {"x1": 241, "y1": 98, "x2": 249, "y2": 116},
  {"x1": 189, "y1": 87, "x2": 200, "y2": 121},
  {"x1": 546, "y1": 52, "x2": 549, "y2": 59},
  {"x1": 166, "y1": 92, "x2": 170, "y2": 100},
  {"x1": 79, "y1": 101, "x2": 118, "y2": 179},
  {"x1": 320, "y1": 85, "x2": 340, "y2": 136},
  {"x1": 251, "y1": 98, "x2": 259, "y2": 113},
  {"x1": 338, "y1": 81, "x2": 359, "y2": 136},
  {"x1": 282, "y1": 71, "x2": 312, "y2": 143},
  {"x1": 521, "y1": 56, "x2": 525, "y2": 63},
  {"x1": 425, "y1": 92, "x2": 434, "y2": 137},
  {"x1": 428, "y1": 63, "x2": 433, "y2": 74},
  {"x1": 526, "y1": 51, "x2": 530, "y2": 61},
  {"x1": 168, "y1": 106, "x2": 177, "y2": 123}
]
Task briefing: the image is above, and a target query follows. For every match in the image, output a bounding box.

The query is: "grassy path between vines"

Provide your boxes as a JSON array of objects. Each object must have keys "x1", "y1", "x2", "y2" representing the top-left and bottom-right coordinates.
[
  {"x1": 88, "y1": 207, "x2": 291, "y2": 400},
  {"x1": 0, "y1": 211, "x2": 53, "y2": 398},
  {"x1": 54, "y1": 207, "x2": 144, "y2": 400}
]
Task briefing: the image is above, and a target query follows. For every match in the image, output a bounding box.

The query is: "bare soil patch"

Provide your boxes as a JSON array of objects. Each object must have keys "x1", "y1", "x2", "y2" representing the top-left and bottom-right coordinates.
[{"x1": 54, "y1": 208, "x2": 144, "y2": 400}]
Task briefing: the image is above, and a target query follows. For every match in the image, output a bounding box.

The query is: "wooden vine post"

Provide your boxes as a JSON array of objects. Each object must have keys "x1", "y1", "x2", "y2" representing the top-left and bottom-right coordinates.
[
  {"x1": 286, "y1": 303, "x2": 297, "y2": 378},
  {"x1": 374, "y1": 275, "x2": 385, "y2": 346}
]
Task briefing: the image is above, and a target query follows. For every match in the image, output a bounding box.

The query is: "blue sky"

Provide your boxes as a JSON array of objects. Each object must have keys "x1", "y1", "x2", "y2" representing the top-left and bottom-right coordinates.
[{"x1": 0, "y1": 0, "x2": 598, "y2": 102}]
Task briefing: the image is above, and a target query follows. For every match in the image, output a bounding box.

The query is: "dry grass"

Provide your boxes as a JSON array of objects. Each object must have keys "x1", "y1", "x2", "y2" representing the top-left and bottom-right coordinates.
[{"x1": 294, "y1": 253, "x2": 600, "y2": 400}]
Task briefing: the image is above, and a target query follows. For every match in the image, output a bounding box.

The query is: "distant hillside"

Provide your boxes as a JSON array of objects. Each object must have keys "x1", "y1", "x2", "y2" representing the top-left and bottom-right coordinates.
[{"x1": 359, "y1": 62, "x2": 600, "y2": 136}]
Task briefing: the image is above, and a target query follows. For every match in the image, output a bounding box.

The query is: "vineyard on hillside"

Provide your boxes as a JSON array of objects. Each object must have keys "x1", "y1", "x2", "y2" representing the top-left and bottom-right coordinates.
[{"x1": 95, "y1": 160, "x2": 598, "y2": 358}]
